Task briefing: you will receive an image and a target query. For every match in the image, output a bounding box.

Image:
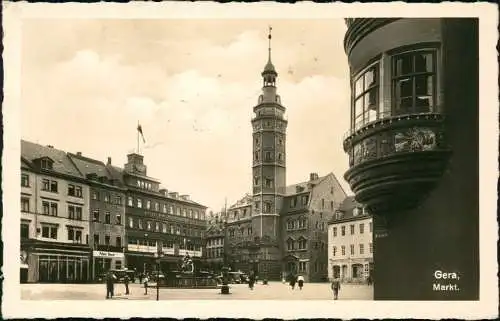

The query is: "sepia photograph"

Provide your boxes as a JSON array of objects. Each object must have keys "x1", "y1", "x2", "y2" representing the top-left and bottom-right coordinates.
[{"x1": 2, "y1": 2, "x2": 498, "y2": 319}]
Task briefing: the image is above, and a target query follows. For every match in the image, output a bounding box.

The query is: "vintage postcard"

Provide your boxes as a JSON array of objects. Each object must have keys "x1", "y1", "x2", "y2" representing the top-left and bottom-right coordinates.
[{"x1": 2, "y1": 1, "x2": 498, "y2": 319}]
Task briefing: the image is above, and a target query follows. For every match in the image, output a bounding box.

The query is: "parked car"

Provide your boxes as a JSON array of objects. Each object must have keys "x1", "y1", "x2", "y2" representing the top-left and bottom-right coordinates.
[{"x1": 96, "y1": 269, "x2": 135, "y2": 283}]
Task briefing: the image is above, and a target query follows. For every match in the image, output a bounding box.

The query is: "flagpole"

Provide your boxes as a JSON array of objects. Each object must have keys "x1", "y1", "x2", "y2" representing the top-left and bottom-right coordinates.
[{"x1": 137, "y1": 121, "x2": 140, "y2": 154}]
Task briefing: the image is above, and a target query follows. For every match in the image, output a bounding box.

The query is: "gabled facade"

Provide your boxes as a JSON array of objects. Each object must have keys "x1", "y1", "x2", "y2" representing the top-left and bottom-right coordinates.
[
  {"x1": 204, "y1": 213, "x2": 226, "y2": 271},
  {"x1": 67, "y1": 153, "x2": 127, "y2": 279},
  {"x1": 21, "y1": 141, "x2": 92, "y2": 283},
  {"x1": 327, "y1": 196, "x2": 373, "y2": 283}
]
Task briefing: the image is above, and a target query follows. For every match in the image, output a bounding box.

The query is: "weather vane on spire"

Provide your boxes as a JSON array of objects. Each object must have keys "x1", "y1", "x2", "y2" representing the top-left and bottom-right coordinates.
[{"x1": 268, "y1": 25, "x2": 272, "y2": 60}]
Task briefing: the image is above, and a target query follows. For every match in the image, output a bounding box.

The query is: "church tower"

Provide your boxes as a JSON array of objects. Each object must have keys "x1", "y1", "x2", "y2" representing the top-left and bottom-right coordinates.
[{"x1": 250, "y1": 27, "x2": 287, "y2": 277}]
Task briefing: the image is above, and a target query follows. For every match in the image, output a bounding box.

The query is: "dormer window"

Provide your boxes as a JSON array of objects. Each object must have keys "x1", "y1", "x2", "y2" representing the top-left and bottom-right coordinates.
[
  {"x1": 353, "y1": 207, "x2": 360, "y2": 216},
  {"x1": 40, "y1": 158, "x2": 53, "y2": 170}
]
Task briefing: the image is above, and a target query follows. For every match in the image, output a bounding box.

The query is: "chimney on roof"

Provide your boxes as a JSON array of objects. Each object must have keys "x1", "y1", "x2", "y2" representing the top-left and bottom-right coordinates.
[
  {"x1": 181, "y1": 195, "x2": 190, "y2": 201},
  {"x1": 107, "y1": 157, "x2": 112, "y2": 165},
  {"x1": 76, "y1": 152, "x2": 82, "y2": 156},
  {"x1": 47, "y1": 145, "x2": 54, "y2": 148},
  {"x1": 159, "y1": 188, "x2": 168, "y2": 196},
  {"x1": 309, "y1": 172, "x2": 319, "y2": 181}
]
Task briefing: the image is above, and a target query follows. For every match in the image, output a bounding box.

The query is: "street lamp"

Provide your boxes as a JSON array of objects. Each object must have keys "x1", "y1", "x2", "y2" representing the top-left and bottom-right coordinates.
[
  {"x1": 221, "y1": 220, "x2": 230, "y2": 294},
  {"x1": 154, "y1": 246, "x2": 163, "y2": 301},
  {"x1": 144, "y1": 233, "x2": 149, "y2": 275}
]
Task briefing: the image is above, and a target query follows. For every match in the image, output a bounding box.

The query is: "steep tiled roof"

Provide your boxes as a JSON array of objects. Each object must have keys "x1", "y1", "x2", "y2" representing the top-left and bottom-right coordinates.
[
  {"x1": 284, "y1": 174, "x2": 328, "y2": 195},
  {"x1": 21, "y1": 140, "x2": 82, "y2": 178},
  {"x1": 329, "y1": 196, "x2": 370, "y2": 224},
  {"x1": 68, "y1": 153, "x2": 108, "y2": 177}
]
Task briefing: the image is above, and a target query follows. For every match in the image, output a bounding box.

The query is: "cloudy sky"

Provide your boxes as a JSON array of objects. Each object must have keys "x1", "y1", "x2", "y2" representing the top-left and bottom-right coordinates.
[{"x1": 21, "y1": 18, "x2": 352, "y2": 212}]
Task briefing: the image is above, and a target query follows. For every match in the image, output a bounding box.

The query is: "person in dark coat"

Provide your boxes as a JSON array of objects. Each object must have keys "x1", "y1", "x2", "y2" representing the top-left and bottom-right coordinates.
[
  {"x1": 105, "y1": 270, "x2": 116, "y2": 299},
  {"x1": 248, "y1": 271, "x2": 255, "y2": 290},
  {"x1": 331, "y1": 277, "x2": 341, "y2": 300},
  {"x1": 124, "y1": 274, "x2": 130, "y2": 295},
  {"x1": 289, "y1": 273, "x2": 296, "y2": 290}
]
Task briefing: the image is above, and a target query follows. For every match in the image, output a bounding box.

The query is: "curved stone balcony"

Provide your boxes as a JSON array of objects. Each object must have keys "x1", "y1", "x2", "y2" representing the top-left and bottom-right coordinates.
[
  {"x1": 342, "y1": 113, "x2": 452, "y2": 215},
  {"x1": 344, "y1": 18, "x2": 400, "y2": 55}
]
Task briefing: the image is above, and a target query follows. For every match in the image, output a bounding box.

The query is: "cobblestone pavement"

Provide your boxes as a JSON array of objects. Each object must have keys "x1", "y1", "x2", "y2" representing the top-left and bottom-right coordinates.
[{"x1": 21, "y1": 281, "x2": 373, "y2": 300}]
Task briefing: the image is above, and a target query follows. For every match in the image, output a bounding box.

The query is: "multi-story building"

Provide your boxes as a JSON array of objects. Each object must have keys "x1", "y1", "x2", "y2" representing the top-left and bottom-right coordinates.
[
  {"x1": 328, "y1": 196, "x2": 373, "y2": 282},
  {"x1": 20, "y1": 141, "x2": 92, "y2": 283},
  {"x1": 224, "y1": 29, "x2": 347, "y2": 282},
  {"x1": 204, "y1": 212, "x2": 226, "y2": 272},
  {"x1": 280, "y1": 173, "x2": 346, "y2": 282},
  {"x1": 342, "y1": 18, "x2": 479, "y2": 299},
  {"x1": 67, "y1": 153, "x2": 127, "y2": 279},
  {"x1": 122, "y1": 153, "x2": 207, "y2": 274}
]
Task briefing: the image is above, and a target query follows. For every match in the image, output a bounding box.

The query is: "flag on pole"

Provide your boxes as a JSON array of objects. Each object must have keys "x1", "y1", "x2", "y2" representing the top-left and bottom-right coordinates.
[{"x1": 137, "y1": 124, "x2": 146, "y2": 143}]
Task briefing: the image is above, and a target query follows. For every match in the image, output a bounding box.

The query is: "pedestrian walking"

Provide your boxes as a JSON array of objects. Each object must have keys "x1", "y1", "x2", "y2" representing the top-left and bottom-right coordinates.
[
  {"x1": 248, "y1": 271, "x2": 255, "y2": 290},
  {"x1": 367, "y1": 275, "x2": 373, "y2": 286},
  {"x1": 105, "y1": 270, "x2": 117, "y2": 299},
  {"x1": 143, "y1": 274, "x2": 149, "y2": 295},
  {"x1": 139, "y1": 273, "x2": 143, "y2": 284},
  {"x1": 331, "y1": 277, "x2": 341, "y2": 300},
  {"x1": 297, "y1": 275, "x2": 304, "y2": 290},
  {"x1": 124, "y1": 274, "x2": 130, "y2": 295},
  {"x1": 289, "y1": 273, "x2": 296, "y2": 290}
]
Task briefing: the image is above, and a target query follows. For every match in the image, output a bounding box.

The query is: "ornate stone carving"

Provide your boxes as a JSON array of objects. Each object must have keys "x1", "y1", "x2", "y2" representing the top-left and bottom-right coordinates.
[{"x1": 343, "y1": 117, "x2": 451, "y2": 217}]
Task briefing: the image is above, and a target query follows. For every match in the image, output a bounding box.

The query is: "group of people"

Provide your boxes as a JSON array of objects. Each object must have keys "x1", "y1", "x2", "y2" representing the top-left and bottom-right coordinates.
[
  {"x1": 105, "y1": 270, "x2": 130, "y2": 299},
  {"x1": 285, "y1": 272, "x2": 342, "y2": 300},
  {"x1": 286, "y1": 273, "x2": 305, "y2": 290}
]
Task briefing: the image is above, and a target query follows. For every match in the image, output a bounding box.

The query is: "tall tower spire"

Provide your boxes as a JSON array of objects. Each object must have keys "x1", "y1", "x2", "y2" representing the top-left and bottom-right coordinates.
[
  {"x1": 250, "y1": 26, "x2": 287, "y2": 276},
  {"x1": 262, "y1": 26, "x2": 277, "y2": 86}
]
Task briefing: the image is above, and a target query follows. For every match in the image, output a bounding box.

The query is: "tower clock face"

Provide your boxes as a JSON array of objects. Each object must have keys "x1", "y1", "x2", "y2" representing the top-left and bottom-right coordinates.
[{"x1": 134, "y1": 164, "x2": 146, "y2": 173}]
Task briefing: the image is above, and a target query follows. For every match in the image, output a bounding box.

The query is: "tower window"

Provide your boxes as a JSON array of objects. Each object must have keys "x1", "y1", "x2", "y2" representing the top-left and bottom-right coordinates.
[
  {"x1": 278, "y1": 153, "x2": 282, "y2": 161},
  {"x1": 265, "y1": 152, "x2": 272, "y2": 161},
  {"x1": 264, "y1": 202, "x2": 272, "y2": 213},
  {"x1": 265, "y1": 178, "x2": 273, "y2": 188},
  {"x1": 353, "y1": 63, "x2": 379, "y2": 131},
  {"x1": 255, "y1": 151, "x2": 259, "y2": 161},
  {"x1": 254, "y1": 177, "x2": 260, "y2": 186},
  {"x1": 392, "y1": 50, "x2": 436, "y2": 116}
]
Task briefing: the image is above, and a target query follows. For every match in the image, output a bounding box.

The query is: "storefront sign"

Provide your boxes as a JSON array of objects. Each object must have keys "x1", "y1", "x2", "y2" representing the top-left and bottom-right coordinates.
[{"x1": 92, "y1": 251, "x2": 125, "y2": 258}]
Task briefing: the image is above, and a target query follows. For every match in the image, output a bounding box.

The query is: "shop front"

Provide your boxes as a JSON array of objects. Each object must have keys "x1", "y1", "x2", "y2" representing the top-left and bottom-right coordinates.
[
  {"x1": 23, "y1": 239, "x2": 92, "y2": 283},
  {"x1": 92, "y1": 250, "x2": 125, "y2": 280}
]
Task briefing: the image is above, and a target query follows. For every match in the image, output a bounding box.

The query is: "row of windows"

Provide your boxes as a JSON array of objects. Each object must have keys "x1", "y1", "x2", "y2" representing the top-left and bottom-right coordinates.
[
  {"x1": 253, "y1": 176, "x2": 275, "y2": 188},
  {"x1": 351, "y1": 48, "x2": 437, "y2": 131},
  {"x1": 206, "y1": 238, "x2": 224, "y2": 247},
  {"x1": 253, "y1": 201, "x2": 274, "y2": 214},
  {"x1": 21, "y1": 222, "x2": 86, "y2": 243},
  {"x1": 254, "y1": 151, "x2": 284, "y2": 162},
  {"x1": 92, "y1": 210, "x2": 122, "y2": 225},
  {"x1": 127, "y1": 237, "x2": 201, "y2": 251},
  {"x1": 126, "y1": 197, "x2": 205, "y2": 220},
  {"x1": 286, "y1": 238, "x2": 308, "y2": 251},
  {"x1": 228, "y1": 227, "x2": 253, "y2": 237},
  {"x1": 136, "y1": 179, "x2": 154, "y2": 191},
  {"x1": 230, "y1": 208, "x2": 249, "y2": 219},
  {"x1": 332, "y1": 222, "x2": 373, "y2": 237},
  {"x1": 91, "y1": 191, "x2": 122, "y2": 205},
  {"x1": 287, "y1": 217, "x2": 307, "y2": 230},
  {"x1": 128, "y1": 217, "x2": 204, "y2": 237},
  {"x1": 206, "y1": 248, "x2": 223, "y2": 258},
  {"x1": 254, "y1": 135, "x2": 284, "y2": 146},
  {"x1": 94, "y1": 234, "x2": 122, "y2": 247},
  {"x1": 332, "y1": 243, "x2": 373, "y2": 256}
]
